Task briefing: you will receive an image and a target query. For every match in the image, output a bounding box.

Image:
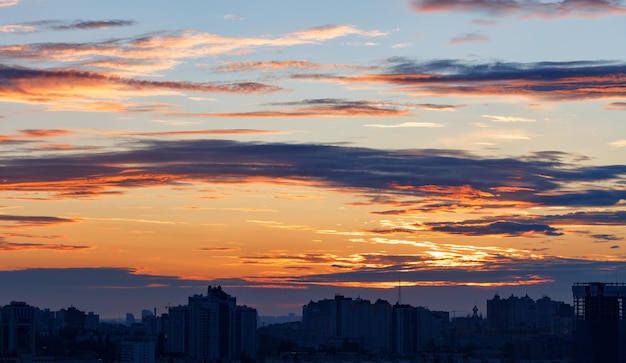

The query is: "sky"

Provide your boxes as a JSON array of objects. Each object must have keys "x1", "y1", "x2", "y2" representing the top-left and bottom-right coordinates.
[{"x1": 1, "y1": 0, "x2": 626, "y2": 319}]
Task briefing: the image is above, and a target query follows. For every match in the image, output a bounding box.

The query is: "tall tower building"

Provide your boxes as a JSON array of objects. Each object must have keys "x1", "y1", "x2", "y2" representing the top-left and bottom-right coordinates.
[
  {"x1": 572, "y1": 282, "x2": 626, "y2": 363},
  {"x1": 187, "y1": 285, "x2": 237, "y2": 361},
  {"x1": 391, "y1": 304, "x2": 417, "y2": 356},
  {"x1": 164, "y1": 285, "x2": 257, "y2": 361},
  {"x1": 0, "y1": 301, "x2": 36, "y2": 357},
  {"x1": 234, "y1": 305, "x2": 257, "y2": 359}
]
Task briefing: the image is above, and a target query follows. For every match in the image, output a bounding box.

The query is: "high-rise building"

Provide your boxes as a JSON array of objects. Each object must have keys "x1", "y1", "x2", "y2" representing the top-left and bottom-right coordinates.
[
  {"x1": 165, "y1": 285, "x2": 257, "y2": 361},
  {"x1": 0, "y1": 301, "x2": 36, "y2": 357},
  {"x1": 391, "y1": 304, "x2": 417, "y2": 355},
  {"x1": 163, "y1": 305, "x2": 189, "y2": 356},
  {"x1": 572, "y1": 282, "x2": 626, "y2": 363},
  {"x1": 234, "y1": 305, "x2": 257, "y2": 359}
]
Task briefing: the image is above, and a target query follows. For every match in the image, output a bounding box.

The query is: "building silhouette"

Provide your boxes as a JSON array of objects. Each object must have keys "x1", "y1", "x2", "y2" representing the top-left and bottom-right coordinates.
[
  {"x1": 572, "y1": 282, "x2": 626, "y2": 363},
  {"x1": 391, "y1": 304, "x2": 417, "y2": 355},
  {"x1": 302, "y1": 295, "x2": 392, "y2": 352},
  {"x1": 0, "y1": 301, "x2": 36, "y2": 357},
  {"x1": 120, "y1": 340, "x2": 156, "y2": 363},
  {"x1": 301, "y1": 295, "x2": 448, "y2": 356},
  {"x1": 487, "y1": 292, "x2": 571, "y2": 332},
  {"x1": 163, "y1": 285, "x2": 257, "y2": 361}
]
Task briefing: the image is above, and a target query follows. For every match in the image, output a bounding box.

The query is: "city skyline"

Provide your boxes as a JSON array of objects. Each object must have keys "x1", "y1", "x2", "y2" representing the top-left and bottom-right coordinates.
[{"x1": 1, "y1": 0, "x2": 626, "y2": 318}]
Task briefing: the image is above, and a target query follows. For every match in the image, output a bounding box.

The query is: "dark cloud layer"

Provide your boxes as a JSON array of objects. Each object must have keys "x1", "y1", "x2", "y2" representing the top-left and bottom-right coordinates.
[
  {"x1": 427, "y1": 221, "x2": 563, "y2": 236},
  {"x1": 1, "y1": 139, "x2": 624, "y2": 236},
  {"x1": 0, "y1": 214, "x2": 77, "y2": 227},
  {"x1": 1, "y1": 139, "x2": 624, "y2": 205},
  {"x1": 296, "y1": 59, "x2": 626, "y2": 101},
  {"x1": 419, "y1": 212, "x2": 626, "y2": 236},
  {"x1": 385, "y1": 59, "x2": 626, "y2": 100}
]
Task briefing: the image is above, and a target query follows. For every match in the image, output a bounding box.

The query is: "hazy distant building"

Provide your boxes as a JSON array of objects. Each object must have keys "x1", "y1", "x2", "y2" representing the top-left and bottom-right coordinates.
[
  {"x1": 416, "y1": 306, "x2": 449, "y2": 350},
  {"x1": 487, "y1": 293, "x2": 570, "y2": 332},
  {"x1": 572, "y1": 282, "x2": 626, "y2": 363},
  {"x1": 302, "y1": 295, "x2": 391, "y2": 352},
  {"x1": 86, "y1": 311, "x2": 100, "y2": 331},
  {"x1": 0, "y1": 301, "x2": 36, "y2": 356},
  {"x1": 302, "y1": 295, "x2": 341, "y2": 346},
  {"x1": 126, "y1": 313, "x2": 136, "y2": 326}
]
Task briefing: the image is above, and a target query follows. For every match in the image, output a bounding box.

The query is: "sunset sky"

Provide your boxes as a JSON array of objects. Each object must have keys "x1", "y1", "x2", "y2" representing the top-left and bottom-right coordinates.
[{"x1": 1, "y1": 0, "x2": 626, "y2": 318}]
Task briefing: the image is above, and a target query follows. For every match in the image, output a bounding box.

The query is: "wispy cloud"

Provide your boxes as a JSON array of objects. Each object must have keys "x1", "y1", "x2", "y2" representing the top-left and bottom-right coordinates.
[
  {"x1": 417, "y1": 103, "x2": 464, "y2": 111},
  {"x1": 197, "y1": 246, "x2": 241, "y2": 252},
  {"x1": 392, "y1": 43, "x2": 411, "y2": 49},
  {"x1": 170, "y1": 98, "x2": 412, "y2": 118},
  {"x1": 606, "y1": 101, "x2": 626, "y2": 110},
  {"x1": 223, "y1": 14, "x2": 244, "y2": 21},
  {"x1": 216, "y1": 60, "x2": 374, "y2": 73},
  {"x1": 0, "y1": 24, "x2": 35, "y2": 33},
  {"x1": 482, "y1": 114, "x2": 536, "y2": 122},
  {"x1": 0, "y1": 0, "x2": 19, "y2": 7},
  {"x1": 608, "y1": 139, "x2": 626, "y2": 148},
  {"x1": 591, "y1": 233, "x2": 624, "y2": 242},
  {"x1": 111, "y1": 129, "x2": 286, "y2": 137},
  {"x1": 0, "y1": 240, "x2": 90, "y2": 251},
  {"x1": 448, "y1": 33, "x2": 490, "y2": 44},
  {"x1": 363, "y1": 122, "x2": 445, "y2": 128},
  {"x1": 1, "y1": 19, "x2": 135, "y2": 34},
  {"x1": 51, "y1": 20, "x2": 136, "y2": 30},
  {"x1": 409, "y1": 0, "x2": 626, "y2": 19}
]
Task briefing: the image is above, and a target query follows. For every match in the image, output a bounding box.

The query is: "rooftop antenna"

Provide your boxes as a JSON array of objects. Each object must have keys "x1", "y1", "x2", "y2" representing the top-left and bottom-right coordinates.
[{"x1": 397, "y1": 276, "x2": 402, "y2": 305}]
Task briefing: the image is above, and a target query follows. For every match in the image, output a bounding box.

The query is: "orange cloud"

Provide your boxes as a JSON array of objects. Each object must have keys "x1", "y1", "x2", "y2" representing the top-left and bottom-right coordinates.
[
  {"x1": 0, "y1": 65, "x2": 281, "y2": 110},
  {"x1": 0, "y1": 241, "x2": 90, "y2": 251},
  {"x1": 393, "y1": 183, "x2": 496, "y2": 198},
  {"x1": 0, "y1": 129, "x2": 72, "y2": 144},
  {"x1": 1, "y1": 25, "x2": 385, "y2": 75},
  {"x1": 0, "y1": 0, "x2": 18, "y2": 7}
]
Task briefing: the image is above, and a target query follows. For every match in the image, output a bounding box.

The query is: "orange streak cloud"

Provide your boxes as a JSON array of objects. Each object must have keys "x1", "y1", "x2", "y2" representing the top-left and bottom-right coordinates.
[
  {"x1": 0, "y1": 242, "x2": 90, "y2": 251},
  {"x1": 0, "y1": 66, "x2": 281, "y2": 109}
]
